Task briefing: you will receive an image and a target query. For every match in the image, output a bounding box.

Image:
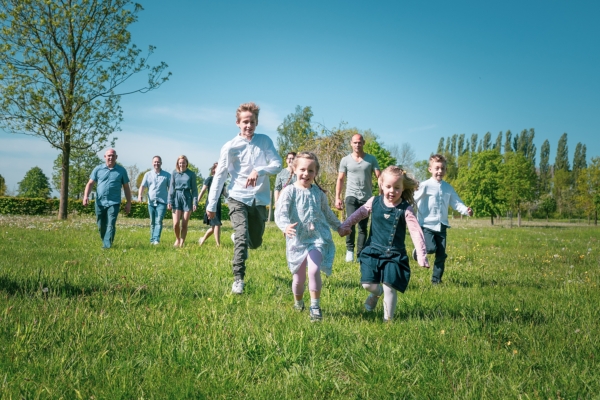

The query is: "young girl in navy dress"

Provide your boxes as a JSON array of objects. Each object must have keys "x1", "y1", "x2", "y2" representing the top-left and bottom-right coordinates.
[
  {"x1": 339, "y1": 166, "x2": 430, "y2": 321},
  {"x1": 275, "y1": 152, "x2": 345, "y2": 322}
]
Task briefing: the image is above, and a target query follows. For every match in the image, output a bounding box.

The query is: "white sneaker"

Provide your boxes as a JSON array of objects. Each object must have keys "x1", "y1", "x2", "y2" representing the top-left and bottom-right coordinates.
[
  {"x1": 364, "y1": 286, "x2": 383, "y2": 312},
  {"x1": 231, "y1": 279, "x2": 244, "y2": 294},
  {"x1": 345, "y1": 250, "x2": 354, "y2": 262},
  {"x1": 152, "y1": 241, "x2": 159, "y2": 245},
  {"x1": 231, "y1": 233, "x2": 235, "y2": 242}
]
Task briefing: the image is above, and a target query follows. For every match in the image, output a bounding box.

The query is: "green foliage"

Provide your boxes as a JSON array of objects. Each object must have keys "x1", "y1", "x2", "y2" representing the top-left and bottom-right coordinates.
[
  {"x1": 52, "y1": 148, "x2": 102, "y2": 199},
  {"x1": 554, "y1": 133, "x2": 570, "y2": 171},
  {"x1": 574, "y1": 157, "x2": 600, "y2": 223},
  {"x1": 0, "y1": 174, "x2": 6, "y2": 196},
  {"x1": 537, "y1": 194, "x2": 557, "y2": 220},
  {"x1": 455, "y1": 150, "x2": 504, "y2": 224},
  {"x1": 501, "y1": 152, "x2": 538, "y2": 223},
  {"x1": 0, "y1": 0, "x2": 170, "y2": 218},
  {"x1": 413, "y1": 160, "x2": 431, "y2": 182},
  {"x1": 364, "y1": 137, "x2": 396, "y2": 195},
  {"x1": 0, "y1": 218, "x2": 599, "y2": 397},
  {"x1": 276, "y1": 105, "x2": 317, "y2": 157},
  {"x1": 539, "y1": 139, "x2": 551, "y2": 194},
  {"x1": 17, "y1": 167, "x2": 51, "y2": 199},
  {"x1": 186, "y1": 163, "x2": 205, "y2": 194}
]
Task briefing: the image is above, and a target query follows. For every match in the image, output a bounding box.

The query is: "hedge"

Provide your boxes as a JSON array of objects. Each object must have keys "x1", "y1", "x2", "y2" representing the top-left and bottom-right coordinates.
[{"x1": 0, "y1": 197, "x2": 229, "y2": 220}]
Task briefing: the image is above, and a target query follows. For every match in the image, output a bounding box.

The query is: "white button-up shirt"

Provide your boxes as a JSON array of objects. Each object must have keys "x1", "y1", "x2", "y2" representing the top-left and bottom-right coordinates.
[
  {"x1": 413, "y1": 177, "x2": 469, "y2": 231},
  {"x1": 207, "y1": 133, "x2": 282, "y2": 212}
]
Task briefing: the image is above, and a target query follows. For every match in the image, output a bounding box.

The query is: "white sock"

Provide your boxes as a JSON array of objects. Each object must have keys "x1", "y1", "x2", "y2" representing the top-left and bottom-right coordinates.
[
  {"x1": 382, "y1": 285, "x2": 398, "y2": 320},
  {"x1": 311, "y1": 298, "x2": 320, "y2": 308}
]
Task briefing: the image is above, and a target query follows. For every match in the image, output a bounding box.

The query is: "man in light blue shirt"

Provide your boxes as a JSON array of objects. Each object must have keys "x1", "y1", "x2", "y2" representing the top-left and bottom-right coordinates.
[
  {"x1": 83, "y1": 149, "x2": 132, "y2": 249},
  {"x1": 207, "y1": 102, "x2": 282, "y2": 294},
  {"x1": 413, "y1": 154, "x2": 473, "y2": 284},
  {"x1": 138, "y1": 155, "x2": 171, "y2": 245}
]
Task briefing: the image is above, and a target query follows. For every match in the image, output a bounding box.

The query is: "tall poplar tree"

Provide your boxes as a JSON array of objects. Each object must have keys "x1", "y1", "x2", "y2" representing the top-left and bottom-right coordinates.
[
  {"x1": 482, "y1": 132, "x2": 492, "y2": 151},
  {"x1": 539, "y1": 140, "x2": 551, "y2": 194},
  {"x1": 494, "y1": 132, "x2": 503, "y2": 152},
  {"x1": 0, "y1": 0, "x2": 170, "y2": 219},
  {"x1": 504, "y1": 130, "x2": 513, "y2": 153}
]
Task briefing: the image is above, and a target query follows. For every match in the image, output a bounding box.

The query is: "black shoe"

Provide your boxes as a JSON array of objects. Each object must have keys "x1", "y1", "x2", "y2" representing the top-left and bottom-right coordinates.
[{"x1": 412, "y1": 248, "x2": 418, "y2": 261}]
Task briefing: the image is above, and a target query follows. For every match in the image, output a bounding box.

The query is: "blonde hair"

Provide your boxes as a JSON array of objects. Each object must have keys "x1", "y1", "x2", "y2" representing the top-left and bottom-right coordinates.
[
  {"x1": 176, "y1": 155, "x2": 189, "y2": 172},
  {"x1": 379, "y1": 165, "x2": 418, "y2": 208},
  {"x1": 236, "y1": 102, "x2": 260, "y2": 122},
  {"x1": 429, "y1": 153, "x2": 447, "y2": 166},
  {"x1": 287, "y1": 151, "x2": 325, "y2": 192}
]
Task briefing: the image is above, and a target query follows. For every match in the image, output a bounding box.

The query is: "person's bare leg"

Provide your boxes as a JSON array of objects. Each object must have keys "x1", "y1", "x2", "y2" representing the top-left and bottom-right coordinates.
[
  {"x1": 214, "y1": 225, "x2": 221, "y2": 247},
  {"x1": 173, "y1": 210, "x2": 182, "y2": 247},
  {"x1": 199, "y1": 226, "x2": 214, "y2": 246},
  {"x1": 180, "y1": 211, "x2": 191, "y2": 247}
]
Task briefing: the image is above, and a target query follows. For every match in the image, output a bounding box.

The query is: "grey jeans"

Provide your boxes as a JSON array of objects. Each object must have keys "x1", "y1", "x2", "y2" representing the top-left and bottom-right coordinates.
[
  {"x1": 345, "y1": 196, "x2": 369, "y2": 256},
  {"x1": 228, "y1": 198, "x2": 267, "y2": 280}
]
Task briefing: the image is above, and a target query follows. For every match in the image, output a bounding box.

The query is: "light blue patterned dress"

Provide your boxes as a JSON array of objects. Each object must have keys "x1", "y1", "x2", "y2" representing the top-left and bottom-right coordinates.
[{"x1": 275, "y1": 184, "x2": 342, "y2": 276}]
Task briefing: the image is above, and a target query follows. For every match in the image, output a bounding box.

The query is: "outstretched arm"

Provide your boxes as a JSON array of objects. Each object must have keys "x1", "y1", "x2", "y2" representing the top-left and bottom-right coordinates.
[
  {"x1": 405, "y1": 206, "x2": 429, "y2": 268},
  {"x1": 338, "y1": 197, "x2": 374, "y2": 236}
]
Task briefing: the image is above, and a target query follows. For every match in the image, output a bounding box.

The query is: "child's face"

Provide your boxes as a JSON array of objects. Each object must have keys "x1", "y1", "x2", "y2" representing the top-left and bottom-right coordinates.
[
  {"x1": 380, "y1": 173, "x2": 403, "y2": 205},
  {"x1": 428, "y1": 161, "x2": 447, "y2": 182},
  {"x1": 294, "y1": 157, "x2": 317, "y2": 188},
  {"x1": 236, "y1": 111, "x2": 258, "y2": 139}
]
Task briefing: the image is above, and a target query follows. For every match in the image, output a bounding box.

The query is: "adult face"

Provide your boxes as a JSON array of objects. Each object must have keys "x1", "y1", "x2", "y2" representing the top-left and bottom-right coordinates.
[
  {"x1": 350, "y1": 135, "x2": 364, "y2": 155},
  {"x1": 152, "y1": 157, "x2": 162, "y2": 172},
  {"x1": 286, "y1": 154, "x2": 295, "y2": 169},
  {"x1": 178, "y1": 158, "x2": 188, "y2": 172},
  {"x1": 104, "y1": 149, "x2": 117, "y2": 168}
]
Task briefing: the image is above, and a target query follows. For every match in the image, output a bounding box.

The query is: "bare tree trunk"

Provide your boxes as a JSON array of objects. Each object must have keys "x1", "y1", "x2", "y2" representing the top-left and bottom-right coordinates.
[
  {"x1": 58, "y1": 142, "x2": 70, "y2": 220},
  {"x1": 490, "y1": 215, "x2": 494, "y2": 225},
  {"x1": 518, "y1": 209, "x2": 522, "y2": 227}
]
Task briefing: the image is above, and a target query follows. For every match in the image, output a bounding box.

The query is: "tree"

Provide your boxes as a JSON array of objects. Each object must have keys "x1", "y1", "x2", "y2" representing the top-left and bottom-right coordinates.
[
  {"x1": 436, "y1": 138, "x2": 445, "y2": 154},
  {"x1": 413, "y1": 160, "x2": 430, "y2": 182},
  {"x1": 17, "y1": 167, "x2": 51, "y2": 198},
  {"x1": 503, "y1": 130, "x2": 512, "y2": 153},
  {"x1": 457, "y1": 134, "x2": 465, "y2": 156},
  {"x1": 539, "y1": 140, "x2": 551, "y2": 194},
  {"x1": 494, "y1": 132, "x2": 503, "y2": 152},
  {"x1": 554, "y1": 133, "x2": 570, "y2": 172},
  {"x1": 52, "y1": 148, "x2": 102, "y2": 199},
  {"x1": 501, "y1": 152, "x2": 537, "y2": 226},
  {"x1": 482, "y1": 132, "x2": 492, "y2": 151},
  {"x1": 0, "y1": 174, "x2": 6, "y2": 196},
  {"x1": 454, "y1": 150, "x2": 504, "y2": 225},
  {"x1": 572, "y1": 142, "x2": 587, "y2": 182},
  {"x1": 363, "y1": 136, "x2": 396, "y2": 195},
  {"x1": 389, "y1": 142, "x2": 416, "y2": 173},
  {"x1": 276, "y1": 106, "x2": 317, "y2": 158},
  {"x1": 538, "y1": 194, "x2": 557, "y2": 222},
  {"x1": 574, "y1": 157, "x2": 600, "y2": 225},
  {"x1": 187, "y1": 163, "x2": 204, "y2": 195},
  {"x1": 470, "y1": 134, "x2": 478, "y2": 154},
  {"x1": 0, "y1": 0, "x2": 170, "y2": 219}
]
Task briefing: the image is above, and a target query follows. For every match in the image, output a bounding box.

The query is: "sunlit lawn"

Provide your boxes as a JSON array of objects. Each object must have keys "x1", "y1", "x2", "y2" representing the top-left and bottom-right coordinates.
[{"x1": 0, "y1": 215, "x2": 598, "y2": 398}]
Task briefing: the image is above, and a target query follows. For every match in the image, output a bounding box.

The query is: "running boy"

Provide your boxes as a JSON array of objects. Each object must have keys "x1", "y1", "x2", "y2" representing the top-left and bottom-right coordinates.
[
  {"x1": 206, "y1": 102, "x2": 282, "y2": 294},
  {"x1": 413, "y1": 154, "x2": 473, "y2": 284}
]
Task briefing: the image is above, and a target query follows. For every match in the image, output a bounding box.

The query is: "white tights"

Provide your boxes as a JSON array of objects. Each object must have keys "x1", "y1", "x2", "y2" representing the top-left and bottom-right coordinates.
[
  {"x1": 292, "y1": 250, "x2": 323, "y2": 296},
  {"x1": 362, "y1": 283, "x2": 397, "y2": 320}
]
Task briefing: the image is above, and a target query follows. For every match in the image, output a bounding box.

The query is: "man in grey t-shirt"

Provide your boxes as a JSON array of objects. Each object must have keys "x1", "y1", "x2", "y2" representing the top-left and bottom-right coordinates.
[{"x1": 335, "y1": 134, "x2": 380, "y2": 262}]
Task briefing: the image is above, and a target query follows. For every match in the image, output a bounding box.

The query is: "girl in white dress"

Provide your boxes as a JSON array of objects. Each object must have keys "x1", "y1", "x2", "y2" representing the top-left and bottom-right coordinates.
[{"x1": 275, "y1": 152, "x2": 346, "y2": 322}]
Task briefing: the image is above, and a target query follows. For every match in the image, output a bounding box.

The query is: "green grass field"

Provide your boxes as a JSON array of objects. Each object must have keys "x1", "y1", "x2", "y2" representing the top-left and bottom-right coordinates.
[{"x1": 0, "y1": 215, "x2": 598, "y2": 399}]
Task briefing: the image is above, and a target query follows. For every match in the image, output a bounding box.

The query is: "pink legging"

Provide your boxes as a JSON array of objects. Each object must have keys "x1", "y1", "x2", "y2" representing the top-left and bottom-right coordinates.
[{"x1": 292, "y1": 250, "x2": 323, "y2": 295}]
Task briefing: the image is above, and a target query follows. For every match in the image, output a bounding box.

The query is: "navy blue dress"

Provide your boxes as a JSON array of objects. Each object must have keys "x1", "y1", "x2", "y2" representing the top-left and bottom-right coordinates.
[{"x1": 359, "y1": 196, "x2": 412, "y2": 293}]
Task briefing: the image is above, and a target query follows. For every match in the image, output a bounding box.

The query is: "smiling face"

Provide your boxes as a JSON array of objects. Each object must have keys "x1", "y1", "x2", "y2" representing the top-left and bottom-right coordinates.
[
  {"x1": 428, "y1": 160, "x2": 447, "y2": 182},
  {"x1": 177, "y1": 157, "x2": 188, "y2": 172},
  {"x1": 294, "y1": 157, "x2": 317, "y2": 189},
  {"x1": 152, "y1": 157, "x2": 162, "y2": 172},
  {"x1": 104, "y1": 149, "x2": 117, "y2": 168},
  {"x1": 380, "y1": 172, "x2": 404, "y2": 205},
  {"x1": 236, "y1": 111, "x2": 258, "y2": 140}
]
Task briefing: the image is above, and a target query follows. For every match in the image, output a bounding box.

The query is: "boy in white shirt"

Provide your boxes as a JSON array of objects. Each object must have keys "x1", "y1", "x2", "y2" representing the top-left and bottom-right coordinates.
[
  {"x1": 413, "y1": 154, "x2": 473, "y2": 284},
  {"x1": 206, "y1": 102, "x2": 282, "y2": 294}
]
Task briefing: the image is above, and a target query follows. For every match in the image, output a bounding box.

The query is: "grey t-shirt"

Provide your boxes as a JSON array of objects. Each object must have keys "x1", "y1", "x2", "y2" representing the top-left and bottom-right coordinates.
[
  {"x1": 275, "y1": 168, "x2": 296, "y2": 192},
  {"x1": 339, "y1": 153, "x2": 380, "y2": 201}
]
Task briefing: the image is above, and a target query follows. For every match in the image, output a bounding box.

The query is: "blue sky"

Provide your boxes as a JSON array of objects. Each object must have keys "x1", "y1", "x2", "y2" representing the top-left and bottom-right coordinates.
[{"x1": 1, "y1": 0, "x2": 599, "y2": 194}]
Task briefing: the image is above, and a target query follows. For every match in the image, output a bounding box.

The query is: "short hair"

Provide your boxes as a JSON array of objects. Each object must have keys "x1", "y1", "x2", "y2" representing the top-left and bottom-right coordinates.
[
  {"x1": 176, "y1": 155, "x2": 189, "y2": 172},
  {"x1": 210, "y1": 162, "x2": 218, "y2": 175},
  {"x1": 379, "y1": 165, "x2": 419, "y2": 208},
  {"x1": 153, "y1": 155, "x2": 162, "y2": 162},
  {"x1": 429, "y1": 153, "x2": 447, "y2": 165},
  {"x1": 236, "y1": 102, "x2": 260, "y2": 122},
  {"x1": 351, "y1": 134, "x2": 365, "y2": 143}
]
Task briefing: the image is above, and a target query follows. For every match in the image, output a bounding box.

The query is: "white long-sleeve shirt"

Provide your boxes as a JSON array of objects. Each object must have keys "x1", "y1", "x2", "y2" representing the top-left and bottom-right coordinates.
[
  {"x1": 413, "y1": 178, "x2": 469, "y2": 231},
  {"x1": 206, "y1": 133, "x2": 282, "y2": 212}
]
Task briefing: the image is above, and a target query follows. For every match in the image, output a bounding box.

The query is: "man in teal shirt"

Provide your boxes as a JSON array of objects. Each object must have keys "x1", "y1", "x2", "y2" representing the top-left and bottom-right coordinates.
[{"x1": 84, "y1": 149, "x2": 132, "y2": 248}]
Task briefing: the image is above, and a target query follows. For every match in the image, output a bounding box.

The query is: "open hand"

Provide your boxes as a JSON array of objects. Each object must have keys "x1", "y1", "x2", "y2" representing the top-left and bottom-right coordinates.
[{"x1": 285, "y1": 222, "x2": 298, "y2": 238}]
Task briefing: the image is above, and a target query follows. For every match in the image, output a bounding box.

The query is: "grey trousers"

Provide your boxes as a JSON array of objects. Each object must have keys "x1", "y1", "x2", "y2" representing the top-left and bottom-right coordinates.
[
  {"x1": 345, "y1": 196, "x2": 369, "y2": 256},
  {"x1": 228, "y1": 198, "x2": 267, "y2": 280}
]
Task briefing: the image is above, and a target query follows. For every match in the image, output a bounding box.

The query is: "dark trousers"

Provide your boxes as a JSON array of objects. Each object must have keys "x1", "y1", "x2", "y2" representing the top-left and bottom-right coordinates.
[
  {"x1": 228, "y1": 198, "x2": 267, "y2": 280},
  {"x1": 345, "y1": 196, "x2": 369, "y2": 255},
  {"x1": 95, "y1": 202, "x2": 120, "y2": 248},
  {"x1": 423, "y1": 226, "x2": 448, "y2": 283}
]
